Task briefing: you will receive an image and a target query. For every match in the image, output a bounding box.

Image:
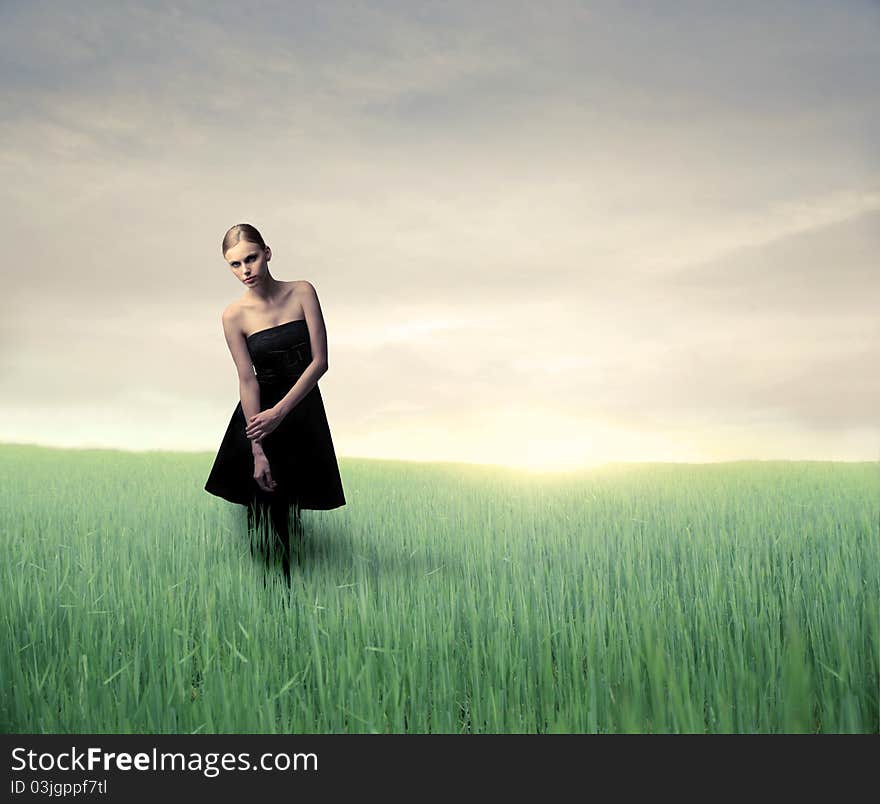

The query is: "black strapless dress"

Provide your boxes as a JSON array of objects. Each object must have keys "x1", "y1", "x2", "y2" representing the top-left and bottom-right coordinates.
[{"x1": 204, "y1": 318, "x2": 346, "y2": 510}]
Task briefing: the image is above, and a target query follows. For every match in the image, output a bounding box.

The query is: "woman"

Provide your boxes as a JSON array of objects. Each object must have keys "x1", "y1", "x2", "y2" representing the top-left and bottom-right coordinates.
[{"x1": 205, "y1": 223, "x2": 346, "y2": 586}]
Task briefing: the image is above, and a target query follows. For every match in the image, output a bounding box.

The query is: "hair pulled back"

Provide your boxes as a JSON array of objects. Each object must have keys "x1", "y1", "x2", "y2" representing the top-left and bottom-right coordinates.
[{"x1": 222, "y1": 223, "x2": 267, "y2": 257}]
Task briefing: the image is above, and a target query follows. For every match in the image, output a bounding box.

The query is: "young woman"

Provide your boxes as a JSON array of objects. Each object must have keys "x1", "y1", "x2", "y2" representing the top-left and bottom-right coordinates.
[{"x1": 205, "y1": 223, "x2": 346, "y2": 585}]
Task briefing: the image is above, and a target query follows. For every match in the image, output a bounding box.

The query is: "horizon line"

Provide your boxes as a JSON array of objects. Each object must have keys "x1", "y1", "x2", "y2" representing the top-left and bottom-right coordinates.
[{"x1": 0, "y1": 440, "x2": 877, "y2": 474}]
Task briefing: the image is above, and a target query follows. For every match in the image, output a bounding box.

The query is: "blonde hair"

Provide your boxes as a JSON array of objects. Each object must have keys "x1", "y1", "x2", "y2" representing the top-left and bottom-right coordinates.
[{"x1": 222, "y1": 223, "x2": 267, "y2": 257}]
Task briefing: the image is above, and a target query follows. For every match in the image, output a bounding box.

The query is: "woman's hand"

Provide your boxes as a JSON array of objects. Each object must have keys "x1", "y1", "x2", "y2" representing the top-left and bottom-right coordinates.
[
  {"x1": 253, "y1": 454, "x2": 277, "y2": 493},
  {"x1": 246, "y1": 407, "x2": 283, "y2": 442}
]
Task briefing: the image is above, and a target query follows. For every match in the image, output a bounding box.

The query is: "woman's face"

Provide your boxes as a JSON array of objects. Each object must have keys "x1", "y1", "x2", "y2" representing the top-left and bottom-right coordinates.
[{"x1": 225, "y1": 241, "x2": 271, "y2": 288}]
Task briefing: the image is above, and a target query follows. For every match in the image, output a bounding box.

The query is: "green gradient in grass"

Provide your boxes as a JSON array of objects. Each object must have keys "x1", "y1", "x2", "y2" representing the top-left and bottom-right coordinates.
[{"x1": 1, "y1": 444, "x2": 877, "y2": 733}]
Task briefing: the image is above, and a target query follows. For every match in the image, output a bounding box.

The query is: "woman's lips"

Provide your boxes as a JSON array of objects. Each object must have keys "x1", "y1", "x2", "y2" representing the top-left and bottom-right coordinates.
[{"x1": 244, "y1": 277, "x2": 256, "y2": 284}]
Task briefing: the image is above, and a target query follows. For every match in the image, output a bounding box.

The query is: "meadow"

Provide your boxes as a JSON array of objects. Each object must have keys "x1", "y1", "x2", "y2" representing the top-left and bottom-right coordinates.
[{"x1": 1, "y1": 443, "x2": 877, "y2": 733}]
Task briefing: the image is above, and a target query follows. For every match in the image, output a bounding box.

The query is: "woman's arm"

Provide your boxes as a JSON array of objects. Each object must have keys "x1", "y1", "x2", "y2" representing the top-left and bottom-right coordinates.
[
  {"x1": 273, "y1": 280, "x2": 329, "y2": 418},
  {"x1": 221, "y1": 306, "x2": 267, "y2": 458},
  {"x1": 241, "y1": 281, "x2": 330, "y2": 442},
  {"x1": 239, "y1": 377, "x2": 267, "y2": 458}
]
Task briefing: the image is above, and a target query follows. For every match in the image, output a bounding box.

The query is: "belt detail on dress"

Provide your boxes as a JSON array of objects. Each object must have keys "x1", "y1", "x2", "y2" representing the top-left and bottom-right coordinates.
[{"x1": 255, "y1": 342, "x2": 310, "y2": 383}]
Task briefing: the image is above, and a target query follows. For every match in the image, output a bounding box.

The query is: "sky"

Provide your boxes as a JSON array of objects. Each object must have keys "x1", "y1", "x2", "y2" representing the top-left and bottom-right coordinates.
[{"x1": 1, "y1": 0, "x2": 878, "y2": 470}]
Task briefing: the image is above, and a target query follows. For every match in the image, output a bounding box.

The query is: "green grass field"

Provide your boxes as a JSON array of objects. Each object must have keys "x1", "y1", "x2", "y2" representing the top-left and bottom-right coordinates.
[{"x1": 1, "y1": 443, "x2": 877, "y2": 733}]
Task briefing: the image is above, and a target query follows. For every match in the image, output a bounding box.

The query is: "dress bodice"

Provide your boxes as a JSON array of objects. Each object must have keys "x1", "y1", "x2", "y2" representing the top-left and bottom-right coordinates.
[{"x1": 246, "y1": 318, "x2": 311, "y2": 386}]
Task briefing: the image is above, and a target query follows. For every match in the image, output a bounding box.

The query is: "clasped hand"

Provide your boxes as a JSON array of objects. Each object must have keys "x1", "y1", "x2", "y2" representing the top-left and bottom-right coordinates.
[{"x1": 246, "y1": 407, "x2": 283, "y2": 442}]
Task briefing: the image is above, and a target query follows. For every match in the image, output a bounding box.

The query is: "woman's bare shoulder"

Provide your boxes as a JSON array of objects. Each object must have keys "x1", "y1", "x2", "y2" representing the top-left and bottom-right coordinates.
[
  {"x1": 220, "y1": 300, "x2": 244, "y2": 337},
  {"x1": 292, "y1": 279, "x2": 318, "y2": 297},
  {"x1": 222, "y1": 298, "x2": 244, "y2": 319}
]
